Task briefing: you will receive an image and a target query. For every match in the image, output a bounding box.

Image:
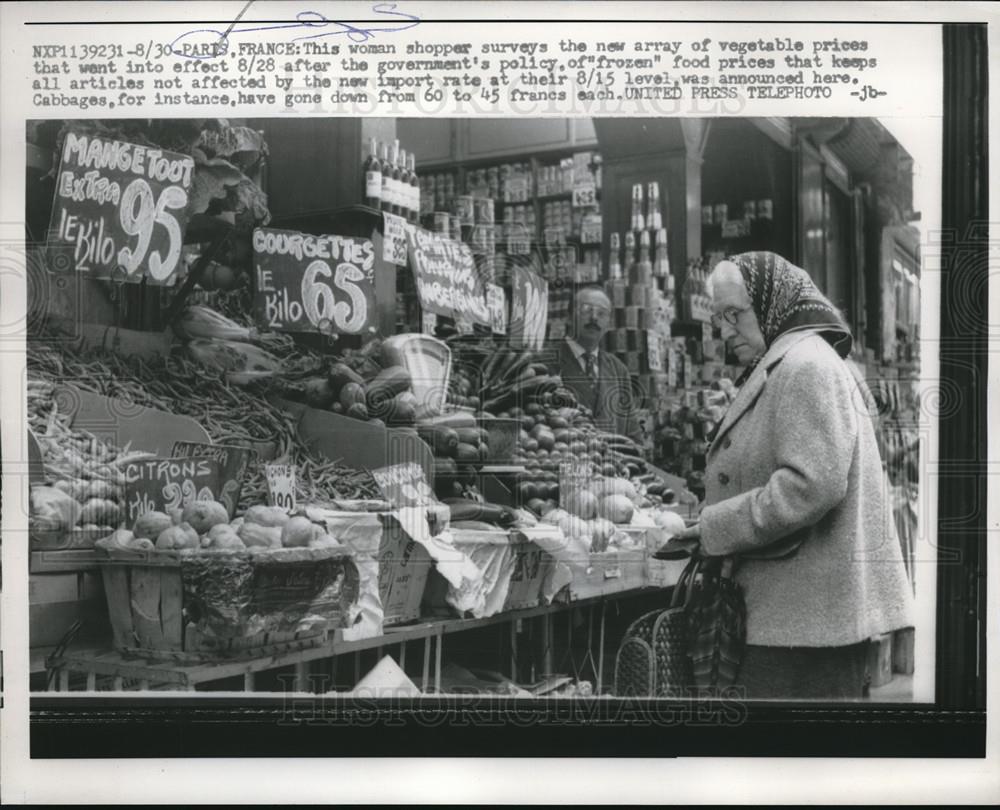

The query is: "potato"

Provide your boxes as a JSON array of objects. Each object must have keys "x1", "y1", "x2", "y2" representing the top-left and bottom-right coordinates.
[
  {"x1": 133, "y1": 511, "x2": 173, "y2": 540},
  {"x1": 281, "y1": 515, "x2": 322, "y2": 548}
]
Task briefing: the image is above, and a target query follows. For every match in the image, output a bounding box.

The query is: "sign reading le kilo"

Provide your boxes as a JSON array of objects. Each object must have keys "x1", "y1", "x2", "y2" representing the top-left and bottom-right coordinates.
[
  {"x1": 48, "y1": 133, "x2": 195, "y2": 284},
  {"x1": 253, "y1": 227, "x2": 377, "y2": 335}
]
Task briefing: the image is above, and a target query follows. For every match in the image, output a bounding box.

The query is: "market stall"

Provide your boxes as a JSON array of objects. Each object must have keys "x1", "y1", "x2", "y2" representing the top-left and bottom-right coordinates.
[{"x1": 26, "y1": 115, "x2": 918, "y2": 697}]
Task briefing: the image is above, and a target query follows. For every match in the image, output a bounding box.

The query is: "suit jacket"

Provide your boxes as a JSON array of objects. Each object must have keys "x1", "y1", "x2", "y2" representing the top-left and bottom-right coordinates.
[
  {"x1": 698, "y1": 331, "x2": 915, "y2": 647},
  {"x1": 554, "y1": 339, "x2": 641, "y2": 442}
]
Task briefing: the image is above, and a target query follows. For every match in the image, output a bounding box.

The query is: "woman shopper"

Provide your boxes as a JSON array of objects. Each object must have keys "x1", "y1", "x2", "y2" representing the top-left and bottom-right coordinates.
[{"x1": 671, "y1": 251, "x2": 915, "y2": 699}]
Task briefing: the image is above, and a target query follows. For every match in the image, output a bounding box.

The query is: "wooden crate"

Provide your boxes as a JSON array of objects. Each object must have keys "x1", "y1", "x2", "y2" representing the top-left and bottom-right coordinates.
[
  {"x1": 98, "y1": 549, "x2": 358, "y2": 659},
  {"x1": 378, "y1": 516, "x2": 433, "y2": 627},
  {"x1": 30, "y1": 571, "x2": 110, "y2": 648},
  {"x1": 566, "y1": 549, "x2": 646, "y2": 601}
]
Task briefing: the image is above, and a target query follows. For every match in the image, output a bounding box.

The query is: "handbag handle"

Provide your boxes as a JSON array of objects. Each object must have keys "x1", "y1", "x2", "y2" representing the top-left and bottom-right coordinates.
[{"x1": 670, "y1": 556, "x2": 702, "y2": 609}]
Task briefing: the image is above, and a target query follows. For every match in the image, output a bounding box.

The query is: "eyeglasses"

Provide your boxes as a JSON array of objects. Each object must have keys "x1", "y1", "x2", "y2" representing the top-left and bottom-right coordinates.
[
  {"x1": 710, "y1": 306, "x2": 750, "y2": 328},
  {"x1": 579, "y1": 303, "x2": 611, "y2": 319}
]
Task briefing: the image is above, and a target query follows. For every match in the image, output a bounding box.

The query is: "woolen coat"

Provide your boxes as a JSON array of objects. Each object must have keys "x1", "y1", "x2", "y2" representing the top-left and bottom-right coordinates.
[
  {"x1": 699, "y1": 330, "x2": 915, "y2": 648},
  {"x1": 555, "y1": 339, "x2": 642, "y2": 443}
]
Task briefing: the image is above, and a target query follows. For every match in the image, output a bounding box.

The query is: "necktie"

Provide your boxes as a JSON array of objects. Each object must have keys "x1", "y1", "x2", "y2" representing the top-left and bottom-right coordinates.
[{"x1": 583, "y1": 351, "x2": 597, "y2": 381}]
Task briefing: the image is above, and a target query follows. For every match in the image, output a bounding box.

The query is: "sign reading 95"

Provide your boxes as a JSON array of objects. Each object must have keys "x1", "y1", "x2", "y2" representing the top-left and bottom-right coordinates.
[
  {"x1": 252, "y1": 227, "x2": 377, "y2": 335},
  {"x1": 47, "y1": 133, "x2": 194, "y2": 284}
]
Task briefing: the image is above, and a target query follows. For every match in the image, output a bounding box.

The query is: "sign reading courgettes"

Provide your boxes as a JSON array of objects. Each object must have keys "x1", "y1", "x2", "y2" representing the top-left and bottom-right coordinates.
[
  {"x1": 48, "y1": 133, "x2": 195, "y2": 284},
  {"x1": 253, "y1": 227, "x2": 377, "y2": 335}
]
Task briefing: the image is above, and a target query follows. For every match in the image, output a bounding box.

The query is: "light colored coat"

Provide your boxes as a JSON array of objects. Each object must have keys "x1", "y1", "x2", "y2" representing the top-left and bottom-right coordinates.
[{"x1": 699, "y1": 331, "x2": 915, "y2": 647}]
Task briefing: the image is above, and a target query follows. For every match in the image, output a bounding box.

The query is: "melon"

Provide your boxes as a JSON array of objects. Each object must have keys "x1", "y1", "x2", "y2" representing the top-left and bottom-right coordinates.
[
  {"x1": 598, "y1": 493, "x2": 635, "y2": 524},
  {"x1": 593, "y1": 476, "x2": 638, "y2": 503},
  {"x1": 563, "y1": 488, "x2": 599, "y2": 520},
  {"x1": 590, "y1": 517, "x2": 616, "y2": 552}
]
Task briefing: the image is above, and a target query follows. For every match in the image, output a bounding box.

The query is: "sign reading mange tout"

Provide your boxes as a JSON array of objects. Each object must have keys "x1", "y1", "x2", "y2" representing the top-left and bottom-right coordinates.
[
  {"x1": 48, "y1": 132, "x2": 195, "y2": 284},
  {"x1": 405, "y1": 227, "x2": 490, "y2": 326},
  {"x1": 253, "y1": 227, "x2": 377, "y2": 335}
]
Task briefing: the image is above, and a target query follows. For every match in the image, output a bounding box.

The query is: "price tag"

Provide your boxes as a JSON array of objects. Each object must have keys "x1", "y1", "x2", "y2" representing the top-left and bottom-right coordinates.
[
  {"x1": 372, "y1": 462, "x2": 437, "y2": 508},
  {"x1": 580, "y1": 213, "x2": 603, "y2": 244},
  {"x1": 422, "y1": 311, "x2": 437, "y2": 335},
  {"x1": 604, "y1": 566, "x2": 623, "y2": 580},
  {"x1": 382, "y1": 212, "x2": 409, "y2": 266},
  {"x1": 171, "y1": 441, "x2": 254, "y2": 519},
  {"x1": 487, "y1": 283, "x2": 507, "y2": 335},
  {"x1": 456, "y1": 316, "x2": 474, "y2": 335},
  {"x1": 559, "y1": 460, "x2": 592, "y2": 509},
  {"x1": 572, "y1": 182, "x2": 598, "y2": 209},
  {"x1": 265, "y1": 464, "x2": 297, "y2": 513}
]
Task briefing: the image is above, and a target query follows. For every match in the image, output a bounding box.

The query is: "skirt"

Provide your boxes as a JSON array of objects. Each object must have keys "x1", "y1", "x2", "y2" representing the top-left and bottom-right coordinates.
[{"x1": 736, "y1": 641, "x2": 871, "y2": 700}]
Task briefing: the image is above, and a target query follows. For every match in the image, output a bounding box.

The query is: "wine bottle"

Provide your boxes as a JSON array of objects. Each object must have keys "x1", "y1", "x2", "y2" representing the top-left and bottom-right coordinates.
[
  {"x1": 380, "y1": 142, "x2": 394, "y2": 215},
  {"x1": 390, "y1": 140, "x2": 403, "y2": 217},
  {"x1": 408, "y1": 151, "x2": 420, "y2": 224},
  {"x1": 609, "y1": 232, "x2": 622, "y2": 280},
  {"x1": 398, "y1": 147, "x2": 411, "y2": 221},
  {"x1": 364, "y1": 136, "x2": 382, "y2": 210}
]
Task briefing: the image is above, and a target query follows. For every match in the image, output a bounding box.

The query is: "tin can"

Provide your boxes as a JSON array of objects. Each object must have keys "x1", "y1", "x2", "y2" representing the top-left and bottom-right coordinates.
[
  {"x1": 743, "y1": 200, "x2": 757, "y2": 221},
  {"x1": 450, "y1": 216, "x2": 463, "y2": 242},
  {"x1": 455, "y1": 195, "x2": 475, "y2": 226},
  {"x1": 757, "y1": 199, "x2": 773, "y2": 220},
  {"x1": 432, "y1": 211, "x2": 450, "y2": 235},
  {"x1": 475, "y1": 196, "x2": 495, "y2": 224},
  {"x1": 713, "y1": 203, "x2": 728, "y2": 224}
]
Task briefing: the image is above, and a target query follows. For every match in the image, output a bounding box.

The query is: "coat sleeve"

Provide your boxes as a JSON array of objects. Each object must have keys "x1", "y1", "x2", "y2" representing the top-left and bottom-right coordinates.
[{"x1": 699, "y1": 351, "x2": 860, "y2": 557}]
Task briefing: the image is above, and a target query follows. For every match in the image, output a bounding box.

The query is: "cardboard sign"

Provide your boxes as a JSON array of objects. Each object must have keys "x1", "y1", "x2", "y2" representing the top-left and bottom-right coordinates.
[
  {"x1": 265, "y1": 464, "x2": 297, "y2": 513},
  {"x1": 422, "y1": 311, "x2": 437, "y2": 335},
  {"x1": 123, "y1": 457, "x2": 222, "y2": 525},
  {"x1": 172, "y1": 441, "x2": 254, "y2": 519},
  {"x1": 572, "y1": 181, "x2": 598, "y2": 209},
  {"x1": 559, "y1": 460, "x2": 593, "y2": 512},
  {"x1": 382, "y1": 212, "x2": 409, "y2": 266},
  {"x1": 487, "y1": 283, "x2": 508, "y2": 335},
  {"x1": 405, "y1": 226, "x2": 490, "y2": 326},
  {"x1": 647, "y1": 335, "x2": 663, "y2": 372},
  {"x1": 372, "y1": 462, "x2": 437, "y2": 509},
  {"x1": 509, "y1": 265, "x2": 549, "y2": 351},
  {"x1": 47, "y1": 132, "x2": 194, "y2": 284},
  {"x1": 252, "y1": 227, "x2": 377, "y2": 335}
]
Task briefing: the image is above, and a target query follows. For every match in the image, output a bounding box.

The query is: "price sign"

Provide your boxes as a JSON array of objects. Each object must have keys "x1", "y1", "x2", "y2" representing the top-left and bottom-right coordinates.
[
  {"x1": 372, "y1": 462, "x2": 437, "y2": 509},
  {"x1": 123, "y1": 457, "x2": 222, "y2": 525},
  {"x1": 572, "y1": 182, "x2": 598, "y2": 209},
  {"x1": 580, "y1": 213, "x2": 603, "y2": 245},
  {"x1": 265, "y1": 464, "x2": 297, "y2": 513},
  {"x1": 172, "y1": 441, "x2": 254, "y2": 519},
  {"x1": 456, "y1": 316, "x2": 475, "y2": 335},
  {"x1": 486, "y1": 282, "x2": 507, "y2": 335},
  {"x1": 405, "y1": 225, "x2": 491, "y2": 326},
  {"x1": 422, "y1": 311, "x2": 437, "y2": 335},
  {"x1": 253, "y1": 227, "x2": 377, "y2": 335},
  {"x1": 47, "y1": 132, "x2": 195, "y2": 284},
  {"x1": 382, "y1": 212, "x2": 409, "y2": 266},
  {"x1": 559, "y1": 460, "x2": 592, "y2": 511}
]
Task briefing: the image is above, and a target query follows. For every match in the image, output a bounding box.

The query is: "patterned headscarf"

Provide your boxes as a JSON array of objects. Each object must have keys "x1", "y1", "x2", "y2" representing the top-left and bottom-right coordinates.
[{"x1": 729, "y1": 251, "x2": 853, "y2": 362}]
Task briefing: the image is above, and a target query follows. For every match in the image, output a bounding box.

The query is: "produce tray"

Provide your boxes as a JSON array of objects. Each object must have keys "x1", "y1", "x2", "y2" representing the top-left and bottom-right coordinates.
[
  {"x1": 564, "y1": 549, "x2": 647, "y2": 602},
  {"x1": 95, "y1": 545, "x2": 360, "y2": 659}
]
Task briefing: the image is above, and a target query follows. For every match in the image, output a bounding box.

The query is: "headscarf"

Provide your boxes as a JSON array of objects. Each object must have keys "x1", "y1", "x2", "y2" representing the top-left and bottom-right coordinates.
[{"x1": 728, "y1": 251, "x2": 853, "y2": 383}]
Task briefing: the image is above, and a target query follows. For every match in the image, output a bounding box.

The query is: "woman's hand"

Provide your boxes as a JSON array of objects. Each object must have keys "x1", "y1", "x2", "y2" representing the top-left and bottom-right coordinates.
[{"x1": 653, "y1": 523, "x2": 701, "y2": 560}]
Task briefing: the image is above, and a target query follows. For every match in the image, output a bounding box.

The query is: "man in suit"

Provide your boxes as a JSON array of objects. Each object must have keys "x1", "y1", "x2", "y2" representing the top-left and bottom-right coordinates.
[{"x1": 554, "y1": 285, "x2": 642, "y2": 443}]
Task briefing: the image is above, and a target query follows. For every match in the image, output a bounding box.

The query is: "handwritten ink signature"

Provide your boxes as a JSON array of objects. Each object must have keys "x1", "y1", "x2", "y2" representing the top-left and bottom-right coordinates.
[{"x1": 169, "y1": 2, "x2": 420, "y2": 60}]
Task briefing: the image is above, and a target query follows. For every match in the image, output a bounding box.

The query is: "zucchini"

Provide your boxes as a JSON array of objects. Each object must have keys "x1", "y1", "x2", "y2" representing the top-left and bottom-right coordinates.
[
  {"x1": 454, "y1": 427, "x2": 482, "y2": 447},
  {"x1": 417, "y1": 410, "x2": 478, "y2": 430},
  {"x1": 365, "y1": 366, "x2": 412, "y2": 410},
  {"x1": 455, "y1": 442, "x2": 480, "y2": 463},
  {"x1": 417, "y1": 425, "x2": 460, "y2": 457}
]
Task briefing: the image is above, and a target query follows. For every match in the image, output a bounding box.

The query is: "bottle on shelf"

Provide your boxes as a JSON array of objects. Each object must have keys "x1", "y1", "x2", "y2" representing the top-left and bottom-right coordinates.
[
  {"x1": 647, "y1": 182, "x2": 662, "y2": 232},
  {"x1": 390, "y1": 139, "x2": 403, "y2": 218},
  {"x1": 609, "y1": 232, "x2": 622, "y2": 280},
  {"x1": 637, "y1": 229, "x2": 653, "y2": 285},
  {"x1": 408, "y1": 152, "x2": 420, "y2": 224},
  {"x1": 630, "y1": 183, "x2": 646, "y2": 233},
  {"x1": 363, "y1": 136, "x2": 382, "y2": 210},
  {"x1": 654, "y1": 227, "x2": 670, "y2": 279},
  {"x1": 397, "y1": 147, "x2": 411, "y2": 221},
  {"x1": 380, "y1": 142, "x2": 394, "y2": 216},
  {"x1": 624, "y1": 231, "x2": 637, "y2": 282}
]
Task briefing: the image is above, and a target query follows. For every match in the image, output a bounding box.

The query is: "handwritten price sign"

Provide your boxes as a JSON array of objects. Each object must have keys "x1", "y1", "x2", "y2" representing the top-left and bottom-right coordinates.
[
  {"x1": 123, "y1": 457, "x2": 222, "y2": 525},
  {"x1": 253, "y1": 227, "x2": 377, "y2": 335},
  {"x1": 487, "y1": 282, "x2": 507, "y2": 335},
  {"x1": 265, "y1": 464, "x2": 297, "y2": 513},
  {"x1": 572, "y1": 182, "x2": 598, "y2": 209},
  {"x1": 510, "y1": 266, "x2": 549, "y2": 351},
  {"x1": 48, "y1": 133, "x2": 194, "y2": 284},
  {"x1": 382, "y1": 212, "x2": 409, "y2": 266},
  {"x1": 372, "y1": 462, "x2": 437, "y2": 509}
]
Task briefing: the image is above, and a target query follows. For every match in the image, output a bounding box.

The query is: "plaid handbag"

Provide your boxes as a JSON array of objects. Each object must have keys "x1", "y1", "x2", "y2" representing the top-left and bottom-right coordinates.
[
  {"x1": 614, "y1": 557, "x2": 700, "y2": 697},
  {"x1": 687, "y1": 556, "x2": 746, "y2": 690}
]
